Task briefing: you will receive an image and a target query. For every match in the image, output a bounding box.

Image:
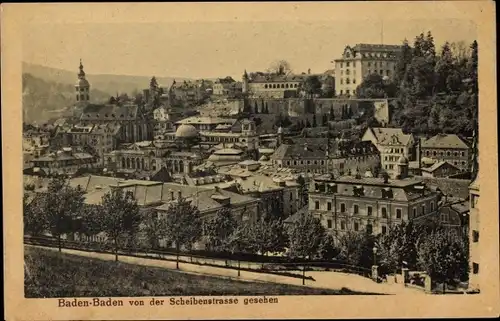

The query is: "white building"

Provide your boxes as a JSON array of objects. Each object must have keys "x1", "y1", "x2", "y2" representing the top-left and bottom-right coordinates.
[
  {"x1": 362, "y1": 127, "x2": 414, "y2": 178},
  {"x1": 334, "y1": 44, "x2": 402, "y2": 97}
]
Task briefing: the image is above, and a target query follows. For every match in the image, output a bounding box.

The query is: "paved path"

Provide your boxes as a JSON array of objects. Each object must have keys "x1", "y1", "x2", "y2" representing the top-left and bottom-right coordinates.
[{"x1": 27, "y1": 245, "x2": 425, "y2": 295}]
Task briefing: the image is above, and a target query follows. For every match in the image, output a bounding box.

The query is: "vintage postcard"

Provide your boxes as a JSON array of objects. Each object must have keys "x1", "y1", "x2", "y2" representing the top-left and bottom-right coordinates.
[{"x1": 2, "y1": 1, "x2": 499, "y2": 320}]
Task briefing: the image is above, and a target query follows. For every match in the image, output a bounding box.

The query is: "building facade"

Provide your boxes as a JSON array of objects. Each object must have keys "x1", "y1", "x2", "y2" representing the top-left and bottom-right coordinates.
[
  {"x1": 468, "y1": 175, "x2": 480, "y2": 291},
  {"x1": 271, "y1": 138, "x2": 380, "y2": 175},
  {"x1": 242, "y1": 70, "x2": 309, "y2": 99},
  {"x1": 362, "y1": 127, "x2": 415, "y2": 178},
  {"x1": 421, "y1": 134, "x2": 471, "y2": 171},
  {"x1": 334, "y1": 44, "x2": 402, "y2": 97},
  {"x1": 308, "y1": 164, "x2": 439, "y2": 238},
  {"x1": 31, "y1": 147, "x2": 98, "y2": 175}
]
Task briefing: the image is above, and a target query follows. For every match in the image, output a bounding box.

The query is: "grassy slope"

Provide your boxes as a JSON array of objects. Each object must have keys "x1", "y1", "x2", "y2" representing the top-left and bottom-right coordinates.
[{"x1": 24, "y1": 247, "x2": 376, "y2": 297}]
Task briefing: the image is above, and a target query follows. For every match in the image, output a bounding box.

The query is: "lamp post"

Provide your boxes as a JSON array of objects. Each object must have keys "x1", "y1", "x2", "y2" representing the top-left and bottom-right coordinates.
[
  {"x1": 372, "y1": 246, "x2": 378, "y2": 282},
  {"x1": 372, "y1": 246, "x2": 378, "y2": 266}
]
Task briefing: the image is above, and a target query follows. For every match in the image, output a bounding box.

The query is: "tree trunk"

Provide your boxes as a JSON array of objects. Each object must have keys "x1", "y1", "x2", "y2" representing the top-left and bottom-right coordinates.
[
  {"x1": 302, "y1": 263, "x2": 306, "y2": 285},
  {"x1": 238, "y1": 259, "x2": 241, "y2": 277},
  {"x1": 176, "y1": 242, "x2": 180, "y2": 270},
  {"x1": 58, "y1": 234, "x2": 62, "y2": 252},
  {"x1": 114, "y1": 238, "x2": 118, "y2": 262},
  {"x1": 443, "y1": 281, "x2": 446, "y2": 294}
]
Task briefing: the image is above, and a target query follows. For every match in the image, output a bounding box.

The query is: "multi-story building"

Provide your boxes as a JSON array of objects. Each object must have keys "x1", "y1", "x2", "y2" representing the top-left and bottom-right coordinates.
[
  {"x1": 420, "y1": 134, "x2": 471, "y2": 171},
  {"x1": 333, "y1": 44, "x2": 402, "y2": 97},
  {"x1": 23, "y1": 129, "x2": 50, "y2": 158},
  {"x1": 271, "y1": 137, "x2": 380, "y2": 175},
  {"x1": 308, "y1": 158, "x2": 439, "y2": 238},
  {"x1": 242, "y1": 70, "x2": 309, "y2": 99},
  {"x1": 213, "y1": 77, "x2": 236, "y2": 95},
  {"x1": 103, "y1": 140, "x2": 203, "y2": 177},
  {"x1": 31, "y1": 147, "x2": 98, "y2": 176},
  {"x1": 217, "y1": 161, "x2": 301, "y2": 219},
  {"x1": 362, "y1": 127, "x2": 415, "y2": 178},
  {"x1": 468, "y1": 175, "x2": 480, "y2": 292},
  {"x1": 65, "y1": 122, "x2": 121, "y2": 166},
  {"x1": 174, "y1": 117, "x2": 259, "y2": 151},
  {"x1": 63, "y1": 175, "x2": 260, "y2": 249}
]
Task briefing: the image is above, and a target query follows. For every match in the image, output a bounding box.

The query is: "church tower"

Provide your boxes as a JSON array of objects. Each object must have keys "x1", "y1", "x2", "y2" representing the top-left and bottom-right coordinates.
[
  {"x1": 242, "y1": 70, "x2": 249, "y2": 94},
  {"x1": 75, "y1": 59, "x2": 90, "y2": 104}
]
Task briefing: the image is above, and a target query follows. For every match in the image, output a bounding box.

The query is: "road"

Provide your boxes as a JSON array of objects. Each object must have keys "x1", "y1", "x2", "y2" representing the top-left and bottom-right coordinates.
[{"x1": 27, "y1": 245, "x2": 426, "y2": 295}]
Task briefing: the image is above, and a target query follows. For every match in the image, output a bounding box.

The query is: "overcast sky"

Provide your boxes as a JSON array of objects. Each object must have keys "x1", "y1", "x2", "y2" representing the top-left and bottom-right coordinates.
[{"x1": 22, "y1": 6, "x2": 477, "y2": 79}]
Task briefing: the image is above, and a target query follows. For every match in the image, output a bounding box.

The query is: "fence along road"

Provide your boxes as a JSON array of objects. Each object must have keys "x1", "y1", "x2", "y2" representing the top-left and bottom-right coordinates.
[{"x1": 25, "y1": 237, "x2": 424, "y2": 295}]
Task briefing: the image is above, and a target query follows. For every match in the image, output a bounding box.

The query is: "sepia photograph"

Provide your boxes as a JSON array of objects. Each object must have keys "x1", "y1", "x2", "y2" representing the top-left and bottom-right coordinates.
[{"x1": 2, "y1": 1, "x2": 498, "y2": 320}]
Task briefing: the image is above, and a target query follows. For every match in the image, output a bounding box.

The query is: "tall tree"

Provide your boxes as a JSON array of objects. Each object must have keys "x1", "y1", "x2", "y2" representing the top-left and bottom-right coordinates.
[
  {"x1": 204, "y1": 207, "x2": 238, "y2": 252},
  {"x1": 322, "y1": 113, "x2": 328, "y2": 126},
  {"x1": 394, "y1": 38, "x2": 414, "y2": 87},
  {"x1": 312, "y1": 115, "x2": 318, "y2": 127},
  {"x1": 101, "y1": 188, "x2": 141, "y2": 261},
  {"x1": 268, "y1": 60, "x2": 292, "y2": 75},
  {"x1": 288, "y1": 212, "x2": 325, "y2": 284},
  {"x1": 337, "y1": 230, "x2": 366, "y2": 266},
  {"x1": 79, "y1": 204, "x2": 105, "y2": 243},
  {"x1": 318, "y1": 233, "x2": 338, "y2": 260},
  {"x1": 417, "y1": 229, "x2": 469, "y2": 293},
  {"x1": 329, "y1": 105, "x2": 335, "y2": 121},
  {"x1": 23, "y1": 194, "x2": 47, "y2": 237},
  {"x1": 44, "y1": 177, "x2": 85, "y2": 252},
  {"x1": 303, "y1": 75, "x2": 322, "y2": 98},
  {"x1": 161, "y1": 197, "x2": 202, "y2": 269},
  {"x1": 141, "y1": 208, "x2": 164, "y2": 250},
  {"x1": 356, "y1": 73, "x2": 396, "y2": 99}
]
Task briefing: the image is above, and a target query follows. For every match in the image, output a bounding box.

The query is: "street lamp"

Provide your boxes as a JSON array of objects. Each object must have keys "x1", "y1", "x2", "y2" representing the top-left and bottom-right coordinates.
[{"x1": 372, "y1": 246, "x2": 378, "y2": 266}]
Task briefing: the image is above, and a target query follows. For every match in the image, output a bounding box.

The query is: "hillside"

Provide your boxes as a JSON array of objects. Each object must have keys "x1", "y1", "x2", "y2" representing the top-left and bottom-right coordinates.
[
  {"x1": 22, "y1": 73, "x2": 111, "y2": 124},
  {"x1": 24, "y1": 246, "x2": 370, "y2": 297},
  {"x1": 23, "y1": 62, "x2": 193, "y2": 96}
]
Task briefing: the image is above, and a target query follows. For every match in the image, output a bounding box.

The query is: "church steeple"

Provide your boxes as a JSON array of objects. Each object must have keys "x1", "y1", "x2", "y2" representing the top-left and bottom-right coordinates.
[
  {"x1": 75, "y1": 59, "x2": 90, "y2": 104},
  {"x1": 78, "y1": 59, "x2": 86, "y2": 79}
]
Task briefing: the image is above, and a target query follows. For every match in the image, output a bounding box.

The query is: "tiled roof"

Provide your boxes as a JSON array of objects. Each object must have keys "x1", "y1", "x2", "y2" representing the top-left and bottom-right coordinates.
[
  {"x1": 421, "y1": 134, "x2": 470, "y2": 149},
  {"x1": 176, "y1": 116, "x2": 237, "y2": 125},
  {"x1": 270, "y1": 139, "x2": 378, "y2": 160},
  {"x1": 313, "y1": 175, "x2": 433, "y2": 202},
  {"x1": 81, "y1": 104, "x2": 139, "y2": 121},
  {"x1": 421, "y1": 161, "x2": 459, "y2": 173},
  {"x1": 67, "y1": 175, "x2": 258, "y2": 213},
  {"x1": 352, "y1": 43, "x2": 402, "y2": 52},
  {"x1": 369, "y1": 127, "x2": 413, "y2": 146},
  {"x1": 420, "y1": 177, "x2": 471, "y2": 199}
]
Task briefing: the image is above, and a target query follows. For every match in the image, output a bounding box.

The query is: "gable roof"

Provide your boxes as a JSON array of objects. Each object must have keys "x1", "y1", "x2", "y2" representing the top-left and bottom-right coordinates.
[
  {"x1": 421, "y1": 161, "x2": 460, "y2": 173},
  {"x1": 369, "y1": 127, "x2": 413, "y2": 146},
  {"x1": 421, "y1": 134, "x2": 470, "y2": 149},
  {"x1": 81, "y1": 104, "x2": 139, "y2": 121}
]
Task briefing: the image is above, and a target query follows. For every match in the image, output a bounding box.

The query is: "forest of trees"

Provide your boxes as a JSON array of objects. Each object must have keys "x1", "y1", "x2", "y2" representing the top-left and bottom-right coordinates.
[{"x1": 356, "y1": 32, "x2": 478, "y2": 137}]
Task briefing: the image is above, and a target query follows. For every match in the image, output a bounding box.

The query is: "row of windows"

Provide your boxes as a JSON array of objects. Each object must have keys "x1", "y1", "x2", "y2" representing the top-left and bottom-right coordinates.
[
  {"x1": 315, "y1": 201, "x2": 435, "y2": 217},
  {"x1": 340, "y1": 78, "x2": 356, "y2": 85},
  {"x1": 425, "y1": 150, "x2": 466, "y2": 157},
  {"x1": 326, "y1": 220, "x2": 389, "y2": 234},
  {"x1": 76, "y1": 94, "x2": 90, "y2": 101},
  {"x1": 367, "y1": 69, "x2": 391, "y2": 77},
  {"x1": 339, "y1": 89, "x2": 355, "y2": 95},
  {"x1": 284, "y1": 159, "x2": 347, "y2": 167},
  {"x1": 263, "y1": 83, "x2": 299, "y2": 89},
  {"x1": 316, "y1": 202, "x2": 403, "y2": 219}
]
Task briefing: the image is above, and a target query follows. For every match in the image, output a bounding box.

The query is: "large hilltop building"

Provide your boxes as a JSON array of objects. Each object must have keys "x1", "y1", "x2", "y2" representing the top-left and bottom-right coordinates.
[
  {"x1": 334, "y1": 44, "x2": 402, "y2": 97},
  {"x1": 242, "y1": 70, "x2": 310, "y2": 99}
]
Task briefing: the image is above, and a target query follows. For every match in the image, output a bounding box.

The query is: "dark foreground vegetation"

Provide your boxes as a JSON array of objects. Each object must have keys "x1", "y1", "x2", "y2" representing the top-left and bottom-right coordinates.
[{"x1": 24, "y1": 247, "x2": 379, "y2": 297}]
